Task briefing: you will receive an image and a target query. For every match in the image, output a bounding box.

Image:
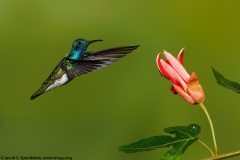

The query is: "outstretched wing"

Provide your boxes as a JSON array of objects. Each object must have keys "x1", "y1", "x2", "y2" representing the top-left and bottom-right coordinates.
[
  {"x1": 89, "y1": 45, "x2": 139, "y2": 60},
  {"x1": 66, "y1": 45, "x2": 139, "y2": 80}
]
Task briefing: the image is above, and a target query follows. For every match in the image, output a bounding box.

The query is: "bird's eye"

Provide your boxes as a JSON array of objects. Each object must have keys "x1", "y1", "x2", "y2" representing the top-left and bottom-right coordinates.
[{"x1": 77, "y1": 42, "x2": 82, "y2": 46}]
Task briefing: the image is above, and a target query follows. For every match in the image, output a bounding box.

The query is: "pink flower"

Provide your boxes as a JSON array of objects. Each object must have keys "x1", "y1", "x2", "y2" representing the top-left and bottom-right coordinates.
[{"x1": 156, "y1": 49, "x2": 205, "y2": 104}]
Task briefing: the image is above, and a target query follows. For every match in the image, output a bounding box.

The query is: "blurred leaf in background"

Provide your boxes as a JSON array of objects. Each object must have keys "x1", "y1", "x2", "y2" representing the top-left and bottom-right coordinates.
[{"x1": 212, "y1": 67, "x2": 240, "y2": 93}]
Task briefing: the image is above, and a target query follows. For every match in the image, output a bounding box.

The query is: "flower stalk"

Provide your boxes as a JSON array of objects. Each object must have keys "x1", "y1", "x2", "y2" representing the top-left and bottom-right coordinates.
[
  {"x1": 199, "y1": 102, "x2": 218, "y2": 156},
  {"x1": 203, "y1": 150, "x2": 240, "y2": 160},
  {"x1": 198, "y1": 140, "x2": 214, "y2": 156}
]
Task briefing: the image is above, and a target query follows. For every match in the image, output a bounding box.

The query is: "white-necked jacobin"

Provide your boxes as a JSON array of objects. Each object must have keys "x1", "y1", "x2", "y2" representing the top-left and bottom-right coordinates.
[{"x1": 30, "y1": 38, "x2": 139, "y2": 100}]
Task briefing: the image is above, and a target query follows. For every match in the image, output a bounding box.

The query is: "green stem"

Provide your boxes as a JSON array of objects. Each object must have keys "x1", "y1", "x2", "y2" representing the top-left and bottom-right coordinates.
[
  {"x1": 198, "y1": 140, "x2": 214, "y2": 156},
  {"x1": 199, "y1": 103, "x2": 218, "y2": 155},
  {"x1": 202, "y1": 150, "x2": 240, "y2": 160}
]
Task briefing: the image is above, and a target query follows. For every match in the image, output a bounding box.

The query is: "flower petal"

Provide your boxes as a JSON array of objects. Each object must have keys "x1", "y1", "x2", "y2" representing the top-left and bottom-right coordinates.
[
  {"x1": 177, "y1": 48, "x2": 184, "y2": 65},
  {"x1": 160, "y1": 60, "x2": 188, "y2": 90},
  {"x1": 156, "y1": 54, "x2": 171, "y2": 79},
  {"x1": 171, "y1": 85, "x2": 178, "y2": 94},
  {"x1": 172, "y1": 83, "x2": 195, "y2": 104},
  {"x1": 187, "y1": 72, "x2": 205, "y2": 104},
  {"x1": 163, "y1": 51, "x2": 190, "y2": 82}
]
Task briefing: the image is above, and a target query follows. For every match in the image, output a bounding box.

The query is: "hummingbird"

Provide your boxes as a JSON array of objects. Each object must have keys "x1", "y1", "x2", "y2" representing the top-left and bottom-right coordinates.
[{"x1": 30, "y1": 38, "x2": 139, "y2": 100}]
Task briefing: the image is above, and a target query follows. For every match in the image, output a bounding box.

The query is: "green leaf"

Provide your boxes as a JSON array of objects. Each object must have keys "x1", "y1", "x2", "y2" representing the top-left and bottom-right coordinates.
[
  {"x1": 212, "y1": 67, "x2": 240, "y2": 93},
  {"x1": 119, "y1": 124, "x2": 201, "y2": 160}
]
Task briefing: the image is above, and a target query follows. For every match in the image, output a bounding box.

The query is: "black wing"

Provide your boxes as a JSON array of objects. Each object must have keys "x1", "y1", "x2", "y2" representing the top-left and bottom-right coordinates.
[
  {"x1": 66, "y1": 45, "x2": 139, "y2": 80},
  {"x1": 90, "y1": 45, "x2": 139, "y2": 59}
]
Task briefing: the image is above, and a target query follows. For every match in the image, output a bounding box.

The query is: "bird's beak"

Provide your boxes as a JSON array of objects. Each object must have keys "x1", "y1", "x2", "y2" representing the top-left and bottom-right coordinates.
[{"x1": 89, "y1": 39, "x2": 103, "y2": 44}]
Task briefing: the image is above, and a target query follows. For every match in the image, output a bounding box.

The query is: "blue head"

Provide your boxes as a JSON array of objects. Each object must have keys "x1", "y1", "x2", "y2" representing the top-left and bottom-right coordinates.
[{"x1": 67, "y1": 38, "x2": 103, "y2": 60}]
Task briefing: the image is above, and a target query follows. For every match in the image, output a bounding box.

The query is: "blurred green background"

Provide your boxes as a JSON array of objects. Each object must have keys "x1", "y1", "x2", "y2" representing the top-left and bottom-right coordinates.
[{"x1": 1, "y1": 0, "x2": 240, "y2": 159}]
